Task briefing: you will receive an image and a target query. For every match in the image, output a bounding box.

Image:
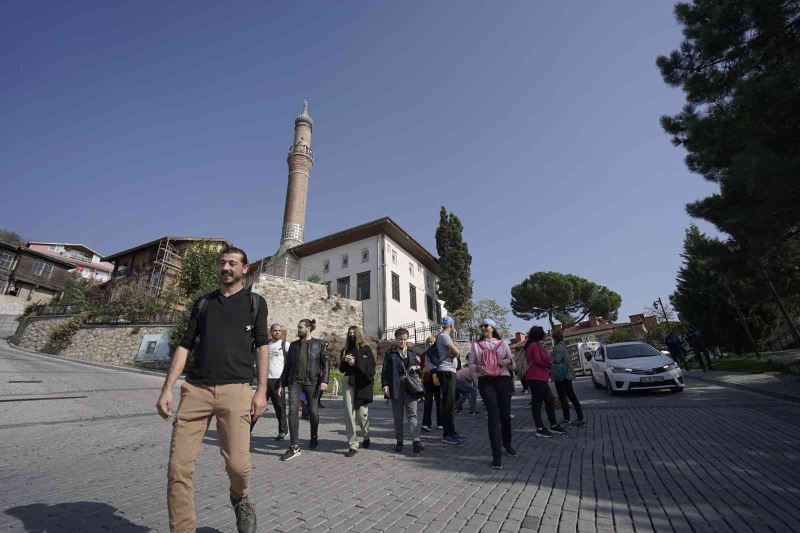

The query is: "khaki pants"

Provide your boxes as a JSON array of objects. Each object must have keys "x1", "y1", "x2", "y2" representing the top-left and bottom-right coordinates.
[
  {"x1": 167, "y1": 381, "x2": 252, "y2": 533},
  {"x1": 342, "y1": 383, "x2": 369, "y2": 449}
]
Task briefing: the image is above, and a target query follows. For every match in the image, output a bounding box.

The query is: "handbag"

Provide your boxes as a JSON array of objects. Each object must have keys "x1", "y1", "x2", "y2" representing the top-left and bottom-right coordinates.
[{"x1": 401, "y1": 363, "x2": 425, "y2": 399}]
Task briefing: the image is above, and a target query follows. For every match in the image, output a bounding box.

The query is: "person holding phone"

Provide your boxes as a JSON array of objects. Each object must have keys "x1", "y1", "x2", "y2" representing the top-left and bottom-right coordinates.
[
  {"x1": 339, "y1": 325, "x2": 376, "y2": 457},
  {"x1": 469, "y1": 319, "x2": 516, "y2": 469},
  {"x1": 381, "y1": 328, "x2": 424, "y2": 455}
]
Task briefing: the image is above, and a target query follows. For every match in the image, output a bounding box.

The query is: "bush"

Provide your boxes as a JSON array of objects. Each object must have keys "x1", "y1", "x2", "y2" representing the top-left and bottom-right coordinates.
[{"x1": 44, "y1": 312, "x2": 91, "y2": 354}]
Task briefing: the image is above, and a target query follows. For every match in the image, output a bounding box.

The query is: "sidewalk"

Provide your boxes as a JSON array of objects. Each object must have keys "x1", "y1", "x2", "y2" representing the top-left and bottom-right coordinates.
[{"x1": 687, "y1": 369, "x2": 800, "y2": 404}]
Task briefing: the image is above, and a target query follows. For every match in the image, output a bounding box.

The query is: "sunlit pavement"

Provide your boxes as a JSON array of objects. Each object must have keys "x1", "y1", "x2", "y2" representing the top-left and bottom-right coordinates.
[{"x1": 1, "y1": 342, "x2": 799, "y2": 532}]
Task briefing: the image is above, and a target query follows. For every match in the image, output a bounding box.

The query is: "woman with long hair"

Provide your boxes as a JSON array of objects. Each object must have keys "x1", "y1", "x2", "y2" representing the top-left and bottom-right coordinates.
[
  {"x1": 469, "y1": 319, "x2": 516, "y2": 469},
  {"x1": 523, "y1": 326, "x2": 566, "y2": 438},
  {"x1": 340, "y1": 325, "x2": 376, "y2": 457}
]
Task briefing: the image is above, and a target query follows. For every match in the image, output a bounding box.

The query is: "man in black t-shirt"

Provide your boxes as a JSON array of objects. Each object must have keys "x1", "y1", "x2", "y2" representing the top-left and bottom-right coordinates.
[{"x1": 156, "y1": 246, "x2": 268, "y2": 533}]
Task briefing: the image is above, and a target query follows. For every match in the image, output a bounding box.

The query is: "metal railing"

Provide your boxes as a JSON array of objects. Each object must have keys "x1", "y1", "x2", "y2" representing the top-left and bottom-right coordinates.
[{"x1": 385, "y1": 321, "x2": 478, "y2": 343}]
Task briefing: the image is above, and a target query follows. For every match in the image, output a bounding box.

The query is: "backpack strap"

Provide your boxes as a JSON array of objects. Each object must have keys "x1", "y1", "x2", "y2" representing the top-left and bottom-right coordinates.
[{"x1": 248, "y1": 290, "x2": 259, "y2": 332}]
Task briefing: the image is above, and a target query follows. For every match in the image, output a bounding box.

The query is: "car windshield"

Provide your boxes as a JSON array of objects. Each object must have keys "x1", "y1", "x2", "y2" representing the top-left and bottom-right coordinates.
[{"x1": 606, "y1": 343, "x2": 662, "y2": 360}]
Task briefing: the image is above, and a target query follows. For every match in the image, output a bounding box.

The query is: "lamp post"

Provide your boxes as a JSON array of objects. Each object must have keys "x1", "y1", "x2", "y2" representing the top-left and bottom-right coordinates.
[
  {"x1": 730, "y1": 234, "x2": 800, "y2": 348},
  {"x1": 654, "y1": 297, "x2": 670, "y2": 327}
]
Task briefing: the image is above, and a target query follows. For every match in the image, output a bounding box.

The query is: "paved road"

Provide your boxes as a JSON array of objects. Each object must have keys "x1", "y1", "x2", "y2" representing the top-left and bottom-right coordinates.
[{"x1": 1, "y1": 341, "x2": 800, "y2": 533}]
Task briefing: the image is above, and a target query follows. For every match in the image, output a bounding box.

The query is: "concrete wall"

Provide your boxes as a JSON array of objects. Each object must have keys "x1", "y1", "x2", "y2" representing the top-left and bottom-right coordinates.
[{"x1": 250, "y1": 274, "x2": 364, "y2": 338}]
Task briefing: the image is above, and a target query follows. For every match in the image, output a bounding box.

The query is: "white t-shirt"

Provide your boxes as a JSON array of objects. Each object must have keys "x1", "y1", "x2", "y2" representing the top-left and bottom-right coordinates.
[{"x1": 268, "y1": 339, "x2": 288, "y2": 379}]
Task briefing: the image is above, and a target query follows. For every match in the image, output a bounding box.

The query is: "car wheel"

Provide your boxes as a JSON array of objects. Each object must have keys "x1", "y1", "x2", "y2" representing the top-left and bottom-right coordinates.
[{"x1": 604, "y1": 375, "x2": 618, "y2": 396}]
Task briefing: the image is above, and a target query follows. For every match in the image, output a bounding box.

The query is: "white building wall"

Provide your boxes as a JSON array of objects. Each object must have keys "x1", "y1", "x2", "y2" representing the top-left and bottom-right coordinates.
[
  {"x1": 297, "y1": 236, "x2": 381, "y2": 336},
  {"x1": 383, "y1": 235, "x2": 447, "y2": 333},
  {"x1": 296, "y1": 233, "x2": 447, "y2": 338}
]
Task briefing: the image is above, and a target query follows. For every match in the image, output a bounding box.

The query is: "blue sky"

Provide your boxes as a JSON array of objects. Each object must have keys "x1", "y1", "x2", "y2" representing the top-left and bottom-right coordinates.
[{"x1": 1, "y1": 1, "x2": 717, "y2": 333}]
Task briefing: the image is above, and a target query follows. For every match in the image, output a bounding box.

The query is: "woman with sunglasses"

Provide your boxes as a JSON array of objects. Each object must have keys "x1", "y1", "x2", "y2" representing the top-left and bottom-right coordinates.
[{"x1": 469, "y1": 319, "x2": 516, "y2": 469}]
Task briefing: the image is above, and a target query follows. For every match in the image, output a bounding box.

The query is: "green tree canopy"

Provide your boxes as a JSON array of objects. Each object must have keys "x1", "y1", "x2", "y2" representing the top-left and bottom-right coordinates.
[
  {"x1": 453, "y1": 299, "x2": 512, "y2": 340},
  {"x1": 435, "y1": 206, "x2": 473, "y2": 314},
  {"x1": 657, "y1": 0, "x2": 800, "y2": 245},
  {"x1": 510, "y1": 272, "x2": 622, "y2": 329}
]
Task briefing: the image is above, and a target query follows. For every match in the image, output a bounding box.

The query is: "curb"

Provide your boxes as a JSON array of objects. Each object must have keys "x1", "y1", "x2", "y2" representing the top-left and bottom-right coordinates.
[
  {"x1": 2, "y1": 339, "x2": 170, "y2": 379},
  {"x1": 687, "y1": 373, "x2": 800, "y2": 405}
]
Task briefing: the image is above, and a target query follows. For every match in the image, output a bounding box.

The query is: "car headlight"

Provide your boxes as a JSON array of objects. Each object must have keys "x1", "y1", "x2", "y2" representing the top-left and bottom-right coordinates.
[
  {"x1": 663, "y1": 362, "x2": 679, "y2": 371},
  {"x1": 611, "y1": 366, "x2": 632, "y2": 374}
]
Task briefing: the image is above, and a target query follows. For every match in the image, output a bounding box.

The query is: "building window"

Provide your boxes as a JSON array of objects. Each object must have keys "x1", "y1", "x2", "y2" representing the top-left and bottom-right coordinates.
[
  {"x1": 426, "y1": 295, "x2": 434, "y2": 320},
  {"x1": 409, "y1": 262, "x2": 414, "y2": 277},
  {"x1": 323, "y1": 260, "x2": 330, "y2": 273},
  {"x1": 391, "y1": 272, "x2": 400, "y2": 302},
  {"x1": 356, "y1": 271, "x2": 370, "y2": 301},
  {"x1": 32, "y1": 260, "x2": 54, "y2": 279},
  {"x1": 391, "y1": 249, "x2": 398, "y2": 265},
  {"x1": 418, "y1": 264, "x2": 422, "y2": 274},
  {"x1": 324, "y1": 281, "x2": 332, "y2": 297},
  {"x1": 409, "y1": 284, "x2": 417, "y2": 311},
  {"x1": 341, "y1": 254, "x2": 349, "y2": 269},
  {"x1": 436, "y1": 302, "x2": 442, "y2": 323},
  {"x1": 361, "y1": 248, "x2": 369, "y2": 263},
  {"x1": 0, "y1": 250, "x2": 13, "y2": 270},
  {"x1": 337, "y1": 276, "x2": 350, "y2": 299}
]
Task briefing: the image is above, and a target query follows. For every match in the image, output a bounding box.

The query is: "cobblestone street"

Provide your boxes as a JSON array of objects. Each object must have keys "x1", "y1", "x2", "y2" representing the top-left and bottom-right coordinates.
[{"x1": 2, "y1": 341, "x2": 800, "y2": 532}]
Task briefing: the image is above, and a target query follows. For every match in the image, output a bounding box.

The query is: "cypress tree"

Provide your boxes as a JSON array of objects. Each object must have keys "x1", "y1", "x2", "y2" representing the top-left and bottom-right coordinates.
[{"x1": 435, "y1": 206, "x2": 473, "y2": 315}]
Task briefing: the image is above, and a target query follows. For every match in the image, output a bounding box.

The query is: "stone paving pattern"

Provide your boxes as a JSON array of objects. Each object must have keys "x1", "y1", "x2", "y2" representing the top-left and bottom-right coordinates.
[{"x1": 2, "y1": 340, "x2": 800, "y2": 532}]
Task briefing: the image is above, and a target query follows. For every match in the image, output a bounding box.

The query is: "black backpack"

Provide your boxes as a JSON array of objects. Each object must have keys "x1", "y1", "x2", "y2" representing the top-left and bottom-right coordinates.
[{"x1": 424, "y1": 333, "x2": 442, "y2": 369}]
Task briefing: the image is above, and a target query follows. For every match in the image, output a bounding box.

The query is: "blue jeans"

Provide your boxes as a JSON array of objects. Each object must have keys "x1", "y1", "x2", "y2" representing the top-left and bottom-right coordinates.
[{"x1": 455, "y1": 379, "x2": 477, "y2": 412}]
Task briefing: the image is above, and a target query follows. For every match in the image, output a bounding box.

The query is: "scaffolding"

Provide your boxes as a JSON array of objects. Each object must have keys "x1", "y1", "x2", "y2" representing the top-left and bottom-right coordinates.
[{"x1": 146, "y1": 238, "x2": 182, "y2": 302}]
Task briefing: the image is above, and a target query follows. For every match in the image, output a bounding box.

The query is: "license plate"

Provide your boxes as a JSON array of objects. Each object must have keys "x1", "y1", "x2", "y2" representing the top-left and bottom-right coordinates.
[{"x1": 640, "y1": 376, "x2": 664, "y2": 383}]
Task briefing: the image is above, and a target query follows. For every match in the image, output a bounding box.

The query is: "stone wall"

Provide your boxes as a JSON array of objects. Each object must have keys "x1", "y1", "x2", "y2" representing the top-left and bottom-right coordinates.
[
  {"x1": 250, "y1": 274, "x2": 363, "y2": 339},
  {"x1": 12, "y1": 315, "x2": 71, "y2": 352},
  {"x1": 60, "y1": 325, "x2": 174, "y2": 366},
  {"x1": 12, "y1": 315, "x2": 174, "y2": 366}
]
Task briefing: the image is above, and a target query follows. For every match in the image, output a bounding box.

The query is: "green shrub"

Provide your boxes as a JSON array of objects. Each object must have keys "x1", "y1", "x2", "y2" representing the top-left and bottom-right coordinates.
[{"x1": 44, "y1": 312, "x2": 91, "y2": 354}]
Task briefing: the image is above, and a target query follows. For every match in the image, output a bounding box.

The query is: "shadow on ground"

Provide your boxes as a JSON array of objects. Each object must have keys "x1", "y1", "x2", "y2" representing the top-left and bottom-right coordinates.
[{"x1": 6, "y1": 502, "x2": 150, "y2": 532}]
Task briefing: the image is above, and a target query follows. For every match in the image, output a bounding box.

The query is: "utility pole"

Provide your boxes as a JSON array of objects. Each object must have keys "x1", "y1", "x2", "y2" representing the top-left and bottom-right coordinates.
[{"x1": 737, "y1": 233, "x2": 800, "y2": 348}]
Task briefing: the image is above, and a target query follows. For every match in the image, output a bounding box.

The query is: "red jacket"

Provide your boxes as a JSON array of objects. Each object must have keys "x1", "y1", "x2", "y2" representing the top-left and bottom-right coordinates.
[{"x1": 524, "y1": 342, "x2": 552, "y2": 382}]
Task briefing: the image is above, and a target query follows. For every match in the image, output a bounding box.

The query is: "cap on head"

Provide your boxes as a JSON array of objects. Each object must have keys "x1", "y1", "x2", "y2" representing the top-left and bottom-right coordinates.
[
  {"x1": 441, "y1": 316, "x2": 455, "y2": 327},
  {"x1": 480, "y1": 318, "x2": 497, "y2": 330}
]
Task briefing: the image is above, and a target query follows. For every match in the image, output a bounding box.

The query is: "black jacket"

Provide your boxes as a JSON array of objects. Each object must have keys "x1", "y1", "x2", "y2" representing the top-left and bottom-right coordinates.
[
  {"x1": 381, "y1": 345, "x2": 419, "y2": 401},
  {"x1": 280, "y1": 338, "x2": 329, "y2": 387},
  {"x1": 339, "y1": 345, "x2": 376, "y2": 408}
]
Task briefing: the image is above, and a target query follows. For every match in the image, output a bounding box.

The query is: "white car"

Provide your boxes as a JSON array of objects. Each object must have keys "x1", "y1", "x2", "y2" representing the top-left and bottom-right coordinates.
[{"x1": 590, "y1": 342, "x2": 684, "y2": 394}]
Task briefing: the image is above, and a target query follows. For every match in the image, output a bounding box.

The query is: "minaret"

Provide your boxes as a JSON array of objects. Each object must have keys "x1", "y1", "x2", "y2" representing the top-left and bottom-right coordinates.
[{"x1": 280, "y1": 100, "x2": 314, "y2": 250}]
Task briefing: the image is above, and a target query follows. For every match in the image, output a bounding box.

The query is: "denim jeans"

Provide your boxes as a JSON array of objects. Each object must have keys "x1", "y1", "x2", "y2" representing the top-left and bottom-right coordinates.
[{"x1": 455, "y1": 379, "x2": 477, "y2": 412}]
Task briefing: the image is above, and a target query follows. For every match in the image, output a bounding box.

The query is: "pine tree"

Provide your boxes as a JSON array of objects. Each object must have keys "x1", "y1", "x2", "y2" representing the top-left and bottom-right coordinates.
[{"x1": 435, "y1": 206, "x2": 473, "y2": 315}]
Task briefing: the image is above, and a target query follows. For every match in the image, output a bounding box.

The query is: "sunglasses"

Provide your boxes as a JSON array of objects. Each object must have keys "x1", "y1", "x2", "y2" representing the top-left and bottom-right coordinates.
[{"x1": 480, "y1": 324, "x2": 491, "y2": 328}]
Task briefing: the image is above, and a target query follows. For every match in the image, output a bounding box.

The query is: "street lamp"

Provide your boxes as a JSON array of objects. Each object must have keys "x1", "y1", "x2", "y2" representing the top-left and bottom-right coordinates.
[
  {"x1": 654, "y1": 297, "x2": 670, "y2": 328},
  {"x1": 727, "y1": 235, "x2": 800, "y2": 348}
]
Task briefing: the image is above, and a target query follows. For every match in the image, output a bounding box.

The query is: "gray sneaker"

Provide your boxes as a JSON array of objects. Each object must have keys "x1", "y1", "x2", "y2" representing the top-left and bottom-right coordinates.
[{"x1": 231, "y1": 495, "x2": 256, "y2": 533}]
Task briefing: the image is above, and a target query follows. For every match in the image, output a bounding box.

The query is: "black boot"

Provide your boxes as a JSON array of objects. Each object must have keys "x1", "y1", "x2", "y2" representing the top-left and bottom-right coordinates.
[{"x1": 231, "y1": 495, "x2": 257, "y2": 533}]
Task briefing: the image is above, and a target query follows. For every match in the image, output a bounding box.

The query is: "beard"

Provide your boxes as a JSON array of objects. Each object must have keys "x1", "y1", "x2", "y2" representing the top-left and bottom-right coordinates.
[
  {"x1": 297, "y1": 331, "x2": 307, "y2": 339},
  {"x1": 219, "y1": 272, "x2": 241, "y2": 286}
]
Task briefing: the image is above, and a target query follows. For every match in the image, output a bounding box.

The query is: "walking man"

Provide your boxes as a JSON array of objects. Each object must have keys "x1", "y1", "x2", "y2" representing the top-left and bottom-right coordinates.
[
  {"x1": 434, "y1": 316, "x2": 464, "y2": 445},
  {"x1": 156, "y1": 246, "x2": 268, "y2": 533},
  {"x1": 278, "y1": 318, "x2": 329, "y2": 461},
  {"x1": 251, "y1": 323, "x2": 289, "y2": 438},
  {"x1": 665, "y1": 331, "x2": 690, "y2": 371},
  {"x1": 686, "y1": 328, "x2": 713, "y2": 372}
]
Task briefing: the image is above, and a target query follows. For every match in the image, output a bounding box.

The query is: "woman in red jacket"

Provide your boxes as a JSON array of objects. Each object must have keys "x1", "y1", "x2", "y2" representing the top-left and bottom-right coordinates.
[{"x1": 524, "y1": 326, "x2": 566, "y2": 438}]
